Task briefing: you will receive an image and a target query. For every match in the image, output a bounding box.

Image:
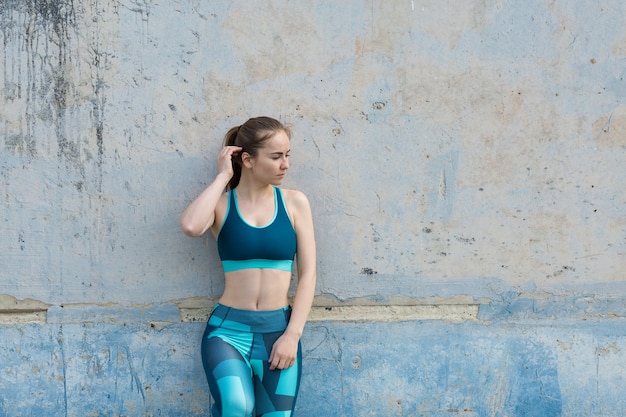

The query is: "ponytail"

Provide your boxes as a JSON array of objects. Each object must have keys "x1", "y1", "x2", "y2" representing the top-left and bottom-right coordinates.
[{"x1": 223, "y1": 126, "x2": 243, "y2": 190}]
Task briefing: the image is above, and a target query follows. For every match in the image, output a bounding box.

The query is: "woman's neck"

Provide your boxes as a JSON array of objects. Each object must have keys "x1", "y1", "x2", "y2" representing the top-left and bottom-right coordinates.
[{"x1": 234, "y1": 179, "x2": 274, "y2": 204}]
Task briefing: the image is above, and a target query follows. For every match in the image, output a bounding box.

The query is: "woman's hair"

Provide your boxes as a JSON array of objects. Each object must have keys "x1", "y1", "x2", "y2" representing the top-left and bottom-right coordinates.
[{"x1": 223, "y1": 116, "x2": 291, "y2": 189}]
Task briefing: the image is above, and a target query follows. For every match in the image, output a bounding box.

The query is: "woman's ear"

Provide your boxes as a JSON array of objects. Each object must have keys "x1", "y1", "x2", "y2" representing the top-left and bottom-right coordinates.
[{"x1": 241, "y1": 151, "x2": 253, "y2": 168}]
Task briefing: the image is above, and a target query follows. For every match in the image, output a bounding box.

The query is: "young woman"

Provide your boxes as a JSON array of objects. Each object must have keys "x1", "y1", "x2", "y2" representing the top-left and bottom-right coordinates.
[{"x1": 180, "y1": 116, "x2": 316, "y2": 417}]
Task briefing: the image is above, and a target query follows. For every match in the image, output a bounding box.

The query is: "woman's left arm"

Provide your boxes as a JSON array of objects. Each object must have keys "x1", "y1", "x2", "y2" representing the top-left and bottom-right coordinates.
[{"x1": 269, "y1": 189, "x2": 316, "y2": 370}]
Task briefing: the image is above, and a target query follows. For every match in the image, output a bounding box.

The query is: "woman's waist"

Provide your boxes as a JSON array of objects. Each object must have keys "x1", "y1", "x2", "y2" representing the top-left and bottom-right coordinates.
[
  {"x1": 218, "y1": 292, "x2": 290, "y2": 312},
  {"x1": 208, "y1": 303, "x2": 291, "y2": 333}
]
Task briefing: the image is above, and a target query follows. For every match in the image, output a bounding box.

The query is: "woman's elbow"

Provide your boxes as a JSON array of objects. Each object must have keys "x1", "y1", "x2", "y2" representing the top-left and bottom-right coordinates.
[{"x1": 180, "y1": 218, "x2": 203, "y2": 237}]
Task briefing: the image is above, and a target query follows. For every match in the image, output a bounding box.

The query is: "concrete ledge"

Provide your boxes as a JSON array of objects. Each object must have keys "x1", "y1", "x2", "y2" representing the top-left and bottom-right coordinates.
[
  {"x1": 176, "y1": 297, "x2": 479, "y2": 323},
  {"x1": 2, "y1": 295, "x2": 624, "y2": 326},
  {"x1": 176, "y1": 296, "x2": 215, "y2": 323},
  {"x1": 308, "y1": 304, "x2": 479, "y2": 322},
  {"x1": 0, "y1": 311, "x2": 47, "y2": 325},
  {"x1": 0, "y1": 295, "x2": 49, "y2": 325}
]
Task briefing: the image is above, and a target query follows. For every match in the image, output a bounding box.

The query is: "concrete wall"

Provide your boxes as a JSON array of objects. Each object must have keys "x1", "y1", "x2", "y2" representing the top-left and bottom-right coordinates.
[{"x1": 1, "y1": 0, "x2": 625, "y2": 416}]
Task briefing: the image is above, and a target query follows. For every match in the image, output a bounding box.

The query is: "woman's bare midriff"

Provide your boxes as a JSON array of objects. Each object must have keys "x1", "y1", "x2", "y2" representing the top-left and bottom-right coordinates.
[{"x1": 218, "y1": 268, "x2": 293, "y2": 311}]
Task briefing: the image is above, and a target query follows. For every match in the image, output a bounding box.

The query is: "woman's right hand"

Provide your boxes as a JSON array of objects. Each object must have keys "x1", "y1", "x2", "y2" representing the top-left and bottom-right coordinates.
[
  {"x1": 217, "y1": 146, "x2": 243, "y2": 178},
  {"x1": 180, "y1": 145, "x2": 243, "y2": 237}
]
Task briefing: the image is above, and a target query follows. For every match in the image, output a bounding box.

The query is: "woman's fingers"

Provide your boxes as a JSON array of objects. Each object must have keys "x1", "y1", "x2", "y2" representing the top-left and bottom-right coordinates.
[
  {"x1": 218, "y1": 146, "x2": 242, "y2": 161},
  {"x1": 223, "y1": 145, "x2": 242, "y2": 154},
  {"x1": 269, "y1": 348, "x2": 295, "y2": 370},
  {"x1": 216, "y1": 146, "x2": 243, "y2": 176},
  {"x1": 270, "y1": 358, "x2": 294, "y2": 370},
  {"x1": 269, "y1": 333, "x2": 298, "y2": 370}
]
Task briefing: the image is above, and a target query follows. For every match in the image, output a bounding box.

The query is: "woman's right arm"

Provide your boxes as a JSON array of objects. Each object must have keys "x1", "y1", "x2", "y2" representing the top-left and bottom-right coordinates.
[{"x1": 179, "y1": 146, "x2": 241, "y2": 237}]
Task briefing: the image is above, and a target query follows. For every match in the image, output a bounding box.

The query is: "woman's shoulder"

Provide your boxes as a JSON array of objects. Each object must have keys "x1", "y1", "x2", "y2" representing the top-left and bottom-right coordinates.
[
  {"x1": 280, "y1": 188, "x2": 311, "y2": 212},
  {"x1": 280, "y1": 188, "x2": 308, "y2": 202}
]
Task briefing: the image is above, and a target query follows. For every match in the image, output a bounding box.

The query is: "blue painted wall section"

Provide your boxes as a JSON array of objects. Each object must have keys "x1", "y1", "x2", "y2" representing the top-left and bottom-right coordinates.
[
  {"x1": 1, "y1": 310, "x2": 625, "y2": 416},
  {"x1": 1, "y1": 0, "x2": 625, "y2": 415}
]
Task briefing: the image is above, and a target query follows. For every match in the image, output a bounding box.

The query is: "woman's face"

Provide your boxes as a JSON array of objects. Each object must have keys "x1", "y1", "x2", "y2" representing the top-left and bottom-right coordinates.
[{"x1": 247, "y1": 130, "x2": 290, "y2": 185}]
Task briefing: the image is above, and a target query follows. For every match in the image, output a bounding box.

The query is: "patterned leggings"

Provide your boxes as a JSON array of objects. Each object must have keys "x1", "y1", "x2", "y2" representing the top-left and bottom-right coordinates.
[{"x1": 201, "y1": 304, "x2": 302, "y2": 417}]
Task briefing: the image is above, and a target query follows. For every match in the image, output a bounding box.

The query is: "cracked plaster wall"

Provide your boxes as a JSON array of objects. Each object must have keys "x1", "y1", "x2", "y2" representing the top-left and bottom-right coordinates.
[{"x1": 1, "y1": 1, "x2": 625, "y2": 416}]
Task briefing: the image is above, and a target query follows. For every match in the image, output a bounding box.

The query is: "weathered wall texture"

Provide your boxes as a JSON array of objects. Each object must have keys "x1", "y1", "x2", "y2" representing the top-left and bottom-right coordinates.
[{"x1": 1, "y1": 0, "x2": 625, "y2": 416}]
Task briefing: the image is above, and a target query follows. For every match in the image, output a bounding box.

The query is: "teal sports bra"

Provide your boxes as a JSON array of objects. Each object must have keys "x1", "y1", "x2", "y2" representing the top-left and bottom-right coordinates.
[{"x1": 216, "y1": 187, "x2": 297, "y2": 272}]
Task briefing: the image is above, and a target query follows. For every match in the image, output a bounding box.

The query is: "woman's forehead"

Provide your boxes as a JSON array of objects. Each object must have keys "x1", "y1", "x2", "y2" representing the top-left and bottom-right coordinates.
[{"x1": 263, "y1": 130, "x2": 290, "y2": 150}]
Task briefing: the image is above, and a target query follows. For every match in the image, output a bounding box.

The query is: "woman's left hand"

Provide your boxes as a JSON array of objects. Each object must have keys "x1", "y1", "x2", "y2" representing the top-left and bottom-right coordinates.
[{"x1": 269, "y1": 332, "x2": 299, "y2": 370}]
